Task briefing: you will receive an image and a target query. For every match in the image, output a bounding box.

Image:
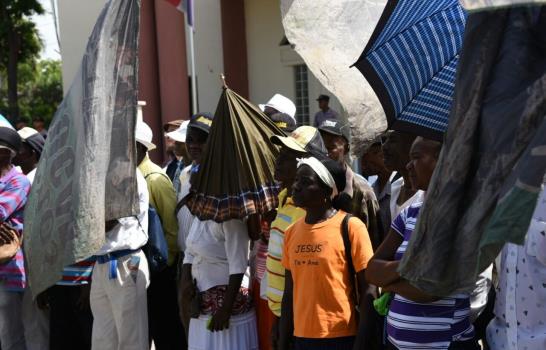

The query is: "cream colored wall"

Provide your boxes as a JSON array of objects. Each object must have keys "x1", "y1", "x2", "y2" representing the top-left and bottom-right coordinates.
[
  {"x1": 244, "y1": 0, "x2": 295, "y2": 108},
  {"x1": 244, "y1": 0, "x2": 343, "y2": 125},
  {"x1": 189, "y1": 0, "x2": 225, "y2": 114},
  {"x1": 57, "y1": 0, "x2": 107, "y2": 93}
]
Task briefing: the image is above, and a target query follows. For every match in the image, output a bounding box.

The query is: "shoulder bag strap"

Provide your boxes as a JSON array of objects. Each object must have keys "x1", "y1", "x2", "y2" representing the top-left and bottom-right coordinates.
[{"x1": 342, "y1": 213, "x2": 359, "y2": 306}]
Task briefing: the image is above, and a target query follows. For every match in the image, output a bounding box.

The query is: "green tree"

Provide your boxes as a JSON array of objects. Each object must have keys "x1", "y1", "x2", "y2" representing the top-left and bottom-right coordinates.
[
  {"x1": 0, "y1": 0, "x2": 44, "y2": 121},
  {"x1": 0, "y1": 59, "x2": 63, "y2": 126}
]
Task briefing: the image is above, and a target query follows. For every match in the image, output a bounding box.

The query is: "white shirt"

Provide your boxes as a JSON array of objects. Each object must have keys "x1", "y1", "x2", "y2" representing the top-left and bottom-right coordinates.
[
  {"x1": 183, "y1": 219, "x2": 250, "y2": 292},
  {"x1": 26, "y1": 168, "x2": 37, "y2": 184},
  {"x1": 176, "y1": 165, "x2": 193, "y2": 251},
  {"x1": 390, "y1": 176, "x2": 421, "y2": 219},
  {"x1": 486, "y1": 185, "x2": 546, "y2": 350},
  {"x1": 96, "y1": 170, "x2": 149, "y2": 255}
]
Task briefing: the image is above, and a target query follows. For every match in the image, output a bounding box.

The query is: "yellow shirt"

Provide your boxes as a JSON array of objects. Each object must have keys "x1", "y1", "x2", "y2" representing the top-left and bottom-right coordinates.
[
  {"x1": 138, "y1": 155, "x2": 179, "y2": 266},
  {"x1": 266, "y1": 189, "x2": 305, "y2": 317},
  {"x1": 282, "y1": 211, "x2": 374, "y2": 338}
]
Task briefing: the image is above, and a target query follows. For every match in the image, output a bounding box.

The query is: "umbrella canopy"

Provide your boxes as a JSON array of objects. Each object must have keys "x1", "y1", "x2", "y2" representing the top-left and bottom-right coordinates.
[
  {"x1": 398, "y1": 4, "x2": 546, "y2": 296},
  {"x1": 184, "y1": 88, "x2": 284, "y2": 222},
  {"x1": 353, "y1": 0, "x2": 467, "y2": 140}
]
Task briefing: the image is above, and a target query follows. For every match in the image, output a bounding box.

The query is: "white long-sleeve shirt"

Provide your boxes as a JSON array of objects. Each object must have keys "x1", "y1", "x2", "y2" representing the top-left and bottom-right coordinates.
[{"x1": 96, "y1": 170, "x2": 149, "y2": 255}]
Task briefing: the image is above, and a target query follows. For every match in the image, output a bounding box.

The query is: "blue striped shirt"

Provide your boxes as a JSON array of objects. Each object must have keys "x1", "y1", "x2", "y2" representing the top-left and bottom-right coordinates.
[{"x1": 387, "y1": 201, "x2": 474, "y2": 349}]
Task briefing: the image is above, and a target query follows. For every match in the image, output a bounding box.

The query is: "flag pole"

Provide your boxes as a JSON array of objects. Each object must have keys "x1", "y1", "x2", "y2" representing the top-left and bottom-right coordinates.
[{"x1": 188, "y1": 21, "x2": 197, "y2": 114}]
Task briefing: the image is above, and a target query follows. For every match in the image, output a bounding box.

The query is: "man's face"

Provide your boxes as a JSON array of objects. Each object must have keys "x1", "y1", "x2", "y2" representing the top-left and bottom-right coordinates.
[
  {"x1": 33, "y1": 121, "x2": 45, "y2": 131},
  {"x1": 136, "y1": 143, "x2": 148, "y2": 165},
  {"x1": 361, "y1": 144, "x2": 386, "y2": 177},
  {"x1": 382, "y1": 130, "x2": 416, "y2": 172},
  {"x1": 164, "y1": 125, "x2": 178, "y2": 153},
  {"x1": 274, "y1": 146, "x2": 303, "y2": 185},
  {"x1": 318, "y1": 100, "x2": 328, "y2": 110},
  {"x1": 321, "y1": 132, "x2": 347, "y2": 163},
  {"x1": 173, "y1": 141, "x2": 189, "y2": 159},
  {"x1": 13, "y1": 143, "x2": 33, "y2": 168},
  {"x1": 406, "y1": 137, "x2": 439, "y2": 191},
  {"x1": 185, "y1": 127, "x2": 208, "y2": 163},
  {"x1": 0, "y1": 144, "x2": 12, "y2": 165}
]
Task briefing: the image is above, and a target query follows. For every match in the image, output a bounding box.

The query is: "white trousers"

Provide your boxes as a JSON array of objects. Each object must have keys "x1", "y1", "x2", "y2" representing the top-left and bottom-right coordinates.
[
  {"x1": 0, "y1": 288, "x2": 49, "y2": 350},
  {"x1": 90, "y1": 250, "x2": 149, "y2": 350}
]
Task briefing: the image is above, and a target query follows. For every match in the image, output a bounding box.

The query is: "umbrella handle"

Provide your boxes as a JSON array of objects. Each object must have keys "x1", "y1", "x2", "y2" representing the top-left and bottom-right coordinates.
[{"x1": 220, "y1": 74, "x2": 228, "y2": 89}]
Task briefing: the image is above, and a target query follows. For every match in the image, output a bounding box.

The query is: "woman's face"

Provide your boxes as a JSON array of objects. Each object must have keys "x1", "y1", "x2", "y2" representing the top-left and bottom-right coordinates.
[{"x1": 292, "y1": 165, "x2": 329, "y2": 208}]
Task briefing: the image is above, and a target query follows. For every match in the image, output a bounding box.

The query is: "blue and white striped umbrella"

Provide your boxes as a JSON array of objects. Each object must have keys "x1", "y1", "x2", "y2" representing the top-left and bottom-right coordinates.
[{"x1": 354, "y1": 0, "x2": 467, "y2": 140}]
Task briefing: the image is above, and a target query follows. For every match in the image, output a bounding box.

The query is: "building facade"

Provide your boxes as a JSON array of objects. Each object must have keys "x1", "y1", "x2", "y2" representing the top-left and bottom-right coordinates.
[{"x1": 58, "y1": 0, "x2": 342, "y2": 158}]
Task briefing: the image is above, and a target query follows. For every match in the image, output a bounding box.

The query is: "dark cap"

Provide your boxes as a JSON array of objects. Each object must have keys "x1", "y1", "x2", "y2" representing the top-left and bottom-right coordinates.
[
  {"x1": 318, "y1": 119, "x2": 350, "y2": 143},
  {"x1": 17, "y1": 127, "x2": 45, "y2": 156},
  {"x1": 188, "y1": 112, "x2": 214, "y2": 134},
  {"x1": 316, "y1": 94, "x2": 330, "y2": 102},
  {"x1": 0, "y1": 127, "x2": 21, "y2": 152},
  {"x1": 270, "y1": 112, "x2": 296, "y2": 132}
]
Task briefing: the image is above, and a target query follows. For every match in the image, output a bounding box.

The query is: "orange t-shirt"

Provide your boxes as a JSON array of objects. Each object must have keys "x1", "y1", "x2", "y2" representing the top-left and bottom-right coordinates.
[{"x1": 282, "y1": 211, "x2": 374, "y2": 339}]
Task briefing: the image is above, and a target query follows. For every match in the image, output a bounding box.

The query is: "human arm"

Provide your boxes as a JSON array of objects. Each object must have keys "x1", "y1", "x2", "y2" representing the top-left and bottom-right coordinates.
[
  {"x1": 279, "y1": 270, "x2": 294, "y2": 350},
  {"x1": 208, "y1": 273, "x2": 244, "y2": 331},
  {"x1": 0, "y1": 223, "x2": 21, "y2": 264},
  {"x1": 382, "y1": 279, "x2": 438, "y2": 303},
  {"x1": 365, "y1": 229, "x2": 403, "y2": 287},
  {"x1": 178, "y1": 262, "x2": 194, "y2": 331},
  {"x1": 353, "y1": 269, "x2": 376, "y2": 350}
]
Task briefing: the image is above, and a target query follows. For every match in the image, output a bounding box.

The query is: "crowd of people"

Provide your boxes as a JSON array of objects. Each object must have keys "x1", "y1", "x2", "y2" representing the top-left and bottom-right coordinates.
[{"x1": 0, "y1": 92, "x2": 543, "y2": 350}]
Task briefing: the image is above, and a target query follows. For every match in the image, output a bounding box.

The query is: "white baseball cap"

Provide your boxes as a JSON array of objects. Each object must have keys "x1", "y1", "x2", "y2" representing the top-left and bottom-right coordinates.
[
  {"x1": 135, "y1": 121, "x2": 156, "y2": 151},
  {"x1": 166, "y1": 120, "x2": 189, "y2": 143},
  {"x1": 259, "y1": 94, "x2": 297, "y2": 120}
]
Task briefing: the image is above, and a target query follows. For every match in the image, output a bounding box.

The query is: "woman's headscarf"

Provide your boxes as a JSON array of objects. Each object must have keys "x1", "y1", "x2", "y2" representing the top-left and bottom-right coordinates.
[{"x1": 297, "y1": 156, "x2": 346, "y2": 199}]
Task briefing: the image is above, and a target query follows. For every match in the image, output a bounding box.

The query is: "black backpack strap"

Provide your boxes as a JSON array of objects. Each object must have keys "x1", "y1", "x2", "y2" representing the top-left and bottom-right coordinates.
[{"x1": 342, "y1": 213, "x2": 359, "y2": 306}]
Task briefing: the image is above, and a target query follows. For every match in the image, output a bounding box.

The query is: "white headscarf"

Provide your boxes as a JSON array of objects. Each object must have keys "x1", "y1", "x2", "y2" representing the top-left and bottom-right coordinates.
[{"x1": 297, "y1": 157, "x2": 338, "y2": 199}]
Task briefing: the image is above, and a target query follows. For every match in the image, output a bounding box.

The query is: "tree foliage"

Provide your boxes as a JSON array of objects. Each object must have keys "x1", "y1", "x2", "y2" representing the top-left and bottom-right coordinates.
[
  {"x1": 0, "y1": 0, "x2": 44, "y2": 120},
  {"x1": 0, "y1": 60, "x2": 63, "y2": 126}
]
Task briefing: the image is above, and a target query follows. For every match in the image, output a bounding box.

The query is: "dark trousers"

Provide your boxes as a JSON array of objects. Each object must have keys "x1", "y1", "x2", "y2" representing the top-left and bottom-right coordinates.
[
  {"x1": 49, "y1": 285, "x2": 93, "y2": 350},
  {"x1": 473, "y1": 287, "x2": 496, "y2": 350},
  {"x1": 148, "y1": 264, "x2": 187, "y2": 350},
  {"x1": 294, "y1": 336, "x2": 355, "y2": 350}
]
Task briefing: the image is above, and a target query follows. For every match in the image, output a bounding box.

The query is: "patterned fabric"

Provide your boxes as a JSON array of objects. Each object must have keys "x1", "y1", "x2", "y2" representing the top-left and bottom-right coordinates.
[
  {"x1": 252, "y1": 220, "x2": 270, "y2": 283},
  {"x1": 199, "y1": 285, "x2": 252, "y2": 316},
  {"x1": 57, "y1": 258, "x2": 96, "y2": 286},
  {"x1": 354, "y1": 0, "x2": 467, "y2": 139},
  {"x1": 185, "y1": 183, "x2": 280, "y2": 223},
  {"x1": 387, "y1": 201, "x2": 474, "y2": 349},
  {"x1": 266, "y1": 189, "x2": 306, "y2": 317},
  {"x1": 0, "y1": 167, "x2": 30, "y2": 292},
  {"x1": 486, "y1": 186, "x2": 546, "y2": 350}
]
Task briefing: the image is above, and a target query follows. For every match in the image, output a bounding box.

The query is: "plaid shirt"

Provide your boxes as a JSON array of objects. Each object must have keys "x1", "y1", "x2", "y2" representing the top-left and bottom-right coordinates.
[{"x1": 0, "y1": 167, "x2": 31, "y2": 292}]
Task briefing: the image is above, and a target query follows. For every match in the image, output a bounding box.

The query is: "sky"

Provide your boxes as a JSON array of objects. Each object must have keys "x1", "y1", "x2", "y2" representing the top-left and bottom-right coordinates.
[{"x1": 32, "y1": 0, "x2": 61, "y2": 60}]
